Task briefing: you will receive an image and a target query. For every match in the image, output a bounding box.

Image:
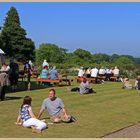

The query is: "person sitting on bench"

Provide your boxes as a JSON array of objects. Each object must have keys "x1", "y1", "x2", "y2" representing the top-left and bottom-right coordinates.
[{"x1": 50, "y1": 66, "x2": 58, "y2": 80}]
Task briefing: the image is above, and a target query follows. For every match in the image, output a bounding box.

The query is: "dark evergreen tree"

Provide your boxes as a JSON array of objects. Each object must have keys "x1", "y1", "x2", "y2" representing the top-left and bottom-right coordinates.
[{"x1": 1, "y1": 7, "x2": 35, "y2": 62}]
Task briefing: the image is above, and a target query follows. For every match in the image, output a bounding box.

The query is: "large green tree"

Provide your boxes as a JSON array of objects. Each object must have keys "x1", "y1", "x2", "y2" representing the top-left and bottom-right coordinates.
[
  {"x1": 92, "y1": 53, "x2": 110, "y2": 64},
  {"x1": 36, "y1": 43, "x2": 67, "y2": 64},
  {"x1": 113, "y1": 56, "x2": 134, "y2": 70},
  {"x1": 73, "y1": 48, "x2": 93, "y2": 62},
  {"x1": 65, "y1": 53, "x2": 86, "y2": 66},
  {"x1": 1, "y1": 7, "x2": 35, "y2": 62}
]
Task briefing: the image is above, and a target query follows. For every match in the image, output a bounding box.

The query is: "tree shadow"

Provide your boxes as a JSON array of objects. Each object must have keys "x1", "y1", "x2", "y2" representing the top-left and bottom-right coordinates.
[
  {"x1": 5, "y1": 81, "x2": 46, "y2": 93},
  {"x1": 5, "y1": 96, "x2": 22, "y2": 100},
  {"x1": 5, "y1": 80, "x2": 72, "y2": 93}
]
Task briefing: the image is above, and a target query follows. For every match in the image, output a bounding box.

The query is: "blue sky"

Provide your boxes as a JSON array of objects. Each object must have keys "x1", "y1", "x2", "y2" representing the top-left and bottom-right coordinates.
[{"x1": 0, "y1": 2, "x2": 140, "y2": 57}]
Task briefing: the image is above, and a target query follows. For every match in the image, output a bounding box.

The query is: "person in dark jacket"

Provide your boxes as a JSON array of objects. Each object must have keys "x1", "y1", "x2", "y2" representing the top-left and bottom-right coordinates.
[
  {"x1": 134, "y1": 76, "x2": 140, "y2": 90},
  {"x1": 9, "y1": 59, "x2": 19, "y2": 91}
]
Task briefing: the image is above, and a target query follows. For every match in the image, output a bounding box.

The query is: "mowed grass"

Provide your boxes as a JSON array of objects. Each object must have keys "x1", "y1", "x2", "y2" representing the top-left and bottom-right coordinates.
[{"x1": 0, "y1": 80, "x2": 140, "y2": 138}]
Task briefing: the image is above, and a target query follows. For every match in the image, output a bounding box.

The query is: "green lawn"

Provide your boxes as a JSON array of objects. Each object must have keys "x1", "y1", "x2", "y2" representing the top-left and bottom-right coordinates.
[{"x1": 0, "y1": 80, "x2": 140, "y2": 138}]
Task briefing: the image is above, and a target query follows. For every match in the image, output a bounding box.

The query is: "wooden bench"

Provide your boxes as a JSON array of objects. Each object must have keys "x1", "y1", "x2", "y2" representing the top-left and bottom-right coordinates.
[
  {"x1": 97, "y1": 76, "x2": 106, "y2": 80},
  {"x1": 110, "y1": 76, "x2": 118, "y2": 81},
  {"x1": 60, "y1": 79, "x2": 71, "y2": 86},
  {"x1": 36, "y1": 78, "x2": 60, "y2": 86},
  {"x1": 32, "y1": 71, "x2": 39, "y2": 78},
  {"x1": 18, "y1": 70, "x2": 26, "y2": 81},
  {"x1": 75, "y1": 77, "x2": 96, "y2": 83},
  {"x1": 59, "y1": 74, "x2": 72, "y2": 86},
  {"x1": 75, "y1": 76, "x2": 106, "y2": 83}
]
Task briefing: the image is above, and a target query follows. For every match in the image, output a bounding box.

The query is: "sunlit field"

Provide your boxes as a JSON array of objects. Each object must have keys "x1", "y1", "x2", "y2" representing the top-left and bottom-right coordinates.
[{"x1": 0, "y1": 80, "x2": 140, "y2": 138}]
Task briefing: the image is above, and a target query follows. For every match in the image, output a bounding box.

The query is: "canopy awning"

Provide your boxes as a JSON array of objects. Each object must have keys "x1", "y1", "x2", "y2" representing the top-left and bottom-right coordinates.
[
  {"x1": 0, "y1": 48, "x2": 5, "y2": 54},
  {"x1": 0, "y1": 48, "x2": 5, "y2": 64}
]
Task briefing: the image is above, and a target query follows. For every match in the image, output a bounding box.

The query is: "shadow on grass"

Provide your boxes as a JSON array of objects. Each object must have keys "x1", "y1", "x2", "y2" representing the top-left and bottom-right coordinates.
[
  {"x1": 42, "y1": 117, "x2": 50, "y2": 120},
  {"x1": 5, "y1": 81, "x2": 46, "y2": 93},
  {"x1": 5, "y1": 96, "x2": 22, "y2": 100},
  {"x1": 5, "y1": 80, "x2": 71, "y2": 93}
]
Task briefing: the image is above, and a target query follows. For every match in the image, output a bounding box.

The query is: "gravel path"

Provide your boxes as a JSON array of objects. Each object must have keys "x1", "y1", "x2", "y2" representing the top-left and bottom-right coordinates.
[{"x1": 103, "y1": 123, "x2": 140, "y2": 138}]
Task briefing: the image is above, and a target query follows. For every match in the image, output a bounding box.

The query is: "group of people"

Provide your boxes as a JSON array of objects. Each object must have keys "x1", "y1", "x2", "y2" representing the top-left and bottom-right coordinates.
[
  {"x1": 0, "y1": 59, "x2": 59, "y2": 97},
  {"x1": 0, "y1": 58, "x2": 37, "y2": 101},
  {"x1": 0, "y1": 59, "x2": 34, "y2": 94},
  {"x1": 0, "y1": 59, "x2": 19, "y2": 100},
  {"x1": 1, "y1": 59, "x2": 140, "y2": 134},
  {"x1": 0, "y1": 59, "x2": 19, "y2": 89},
  {"x1": 38, "y1": 60, "x2": 59, "y2": 84},
  {"x1": 24, "y1": 59, "x2": 58, "y2": 81},
  {"x1": 15, "y1": 89, "x2": 76, "y2": 133},
  {"x1": 77, "y1": 65, "x2": 140, "y2": 91},
  {"x1": 78, "y1": 66, "x2": 120, "y2": 81},
  {"x1": 40, "y1": 65, "x2": 58, "y2": 80}
]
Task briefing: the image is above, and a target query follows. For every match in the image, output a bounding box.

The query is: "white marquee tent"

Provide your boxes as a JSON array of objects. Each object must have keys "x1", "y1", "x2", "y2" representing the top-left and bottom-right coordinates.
[
  {"x1": 0, "y1": 48, "x2": 5, "y2": 64},
  {"x1": 0, "y1": 48, "x2": 5, "y2": 54}
]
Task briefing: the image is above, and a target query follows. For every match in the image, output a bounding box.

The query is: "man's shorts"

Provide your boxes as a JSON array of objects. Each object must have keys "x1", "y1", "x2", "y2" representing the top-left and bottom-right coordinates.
[{"x1": 50, "y1": 111, "x2": 71, "y2": 122}]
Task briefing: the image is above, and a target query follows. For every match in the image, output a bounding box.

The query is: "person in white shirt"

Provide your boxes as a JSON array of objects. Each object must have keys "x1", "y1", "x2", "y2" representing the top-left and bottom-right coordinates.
[
  {"x1": 78, "y1": 67, "x2": 85, "y2": 78},
  {"x1": 113, "y1": 66, "x2": 120, "y2": 81},
  {"x1": 91, "y1": 67, "x2": 99, "y2": 83},
  {"x1": 113, "y1": 66, "x2": 120, "y2": 76},
  {"x1": 86, "y1": 67, "x2": 91, "y2": 78},
  {"x1": 29, "y1": 60, "x2": 34, "y2": 70},
  {"x1": 98, "y1": 67, "x2": 106, "y2": 76},
  {"x1": 105, "y1": 67, "x2": 113, "y2": 81},
  {"x1": 42, "y1": 60, "x2": 49, "y2": 68},
  {"x1": 91, "y1": 67, "x2": 98, "y2": 78},
  {"x1": 0, "y1": 63, "x2": 10, "y2": 73}
]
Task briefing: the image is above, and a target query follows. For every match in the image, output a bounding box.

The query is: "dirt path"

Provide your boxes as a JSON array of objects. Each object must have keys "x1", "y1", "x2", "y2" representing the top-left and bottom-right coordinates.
[{"x1": 102, "y1": 123, "x2": 140, "y2": 138}]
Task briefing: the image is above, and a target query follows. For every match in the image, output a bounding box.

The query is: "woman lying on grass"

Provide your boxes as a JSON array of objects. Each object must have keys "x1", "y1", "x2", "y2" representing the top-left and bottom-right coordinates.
[{"x1": 15, "y1": 96, "x2": 47, "y2": 133}]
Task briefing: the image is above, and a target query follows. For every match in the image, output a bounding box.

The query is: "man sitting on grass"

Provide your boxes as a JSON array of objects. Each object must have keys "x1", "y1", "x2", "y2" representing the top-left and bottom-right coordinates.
[
  {"x1": 37, "y1": 89, "x2": 76, "y2": 123},
  {"x1": 79, "y1": 77, "x2": 96, "y2": 94},
  {"x1": 68, "y1": 77, "x2": 96, "y2": 94}
]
